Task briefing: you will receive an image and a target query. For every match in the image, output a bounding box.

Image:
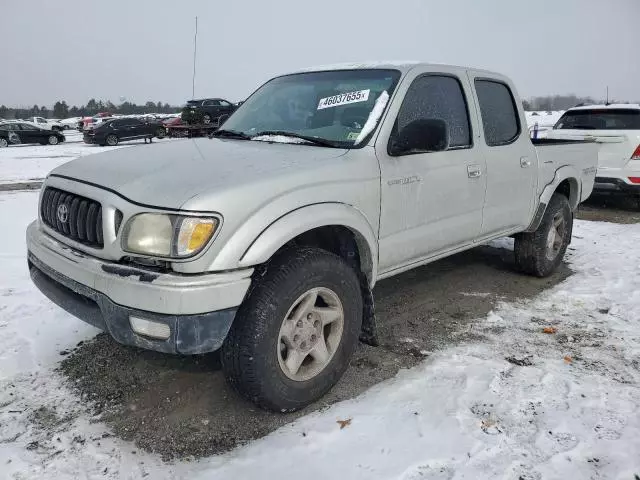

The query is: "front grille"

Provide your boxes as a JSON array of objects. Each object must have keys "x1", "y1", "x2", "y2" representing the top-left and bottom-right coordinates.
[{"x1": 41, "y1": 187, "x2": 104, "y2": 248}]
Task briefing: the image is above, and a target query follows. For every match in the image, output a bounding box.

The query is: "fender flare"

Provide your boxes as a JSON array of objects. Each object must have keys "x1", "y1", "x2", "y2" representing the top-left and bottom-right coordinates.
[
  {"x1": 526, "y1": 165, "x2": 580, "y2": 232},
  {"x1": 238, "y1": 203, "x2": 379, "y2": 286}
]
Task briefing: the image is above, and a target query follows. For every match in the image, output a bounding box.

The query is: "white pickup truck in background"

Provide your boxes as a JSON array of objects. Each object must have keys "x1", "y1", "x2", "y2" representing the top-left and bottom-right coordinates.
[
  {"x1": 547, "y1": 104, "x2": 640, "y2": 200},
  {"x1": 24, "y1": 116, "x2": 64, "y2": 131},
  {"x1": 27, "y1": 62, "x2": 598, "y2": 411}
]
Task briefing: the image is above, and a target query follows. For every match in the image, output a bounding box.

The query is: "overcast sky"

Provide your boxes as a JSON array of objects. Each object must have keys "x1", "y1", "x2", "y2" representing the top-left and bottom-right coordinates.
[{"x1": 1, "y1": 0, "x2": 638, "y2": 108}]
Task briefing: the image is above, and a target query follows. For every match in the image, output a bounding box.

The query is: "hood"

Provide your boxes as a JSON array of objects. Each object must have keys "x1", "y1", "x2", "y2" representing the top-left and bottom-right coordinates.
[{"x1": 50, "y1": 138, "x2": 347, "y2": 209}]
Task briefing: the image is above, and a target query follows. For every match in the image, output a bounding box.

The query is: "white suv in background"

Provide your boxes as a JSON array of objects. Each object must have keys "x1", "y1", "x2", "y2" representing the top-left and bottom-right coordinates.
[{"x1": 549, "y1": 104, "x2": 640, "y2": 198}]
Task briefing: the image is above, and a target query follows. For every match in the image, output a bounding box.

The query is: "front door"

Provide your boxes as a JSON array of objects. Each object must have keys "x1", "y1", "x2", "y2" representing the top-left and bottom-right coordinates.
[
  {"x1": 468, "y1": 73, "x2": 536, "y2": 237},
  {"x1": 121, "y1": 118, "x2": 143, "y2": 139},
  {"x1": 377, "y1": 70, "x2": 487, "y2": 274}
]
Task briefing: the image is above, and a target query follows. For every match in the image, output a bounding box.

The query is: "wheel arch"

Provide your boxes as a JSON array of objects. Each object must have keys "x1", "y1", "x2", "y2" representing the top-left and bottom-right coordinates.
[
  {"x1": 526, "y1": 167, "x2": 580, "y2": 233},
  {"x1": 237, "y1": 203, "x2": 378, "y2": 287}
]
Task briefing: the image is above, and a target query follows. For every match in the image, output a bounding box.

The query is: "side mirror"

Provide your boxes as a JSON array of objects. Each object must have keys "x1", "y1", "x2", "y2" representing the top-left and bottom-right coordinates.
[{"x1": 391, "y1": 118, "x2": 449, "y2": 155}]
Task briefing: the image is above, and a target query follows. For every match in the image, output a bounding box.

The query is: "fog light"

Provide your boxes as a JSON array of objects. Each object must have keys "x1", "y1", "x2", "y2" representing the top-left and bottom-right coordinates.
[{"x1": 129, "y1": 316, "x2": 171, "y2": 340}]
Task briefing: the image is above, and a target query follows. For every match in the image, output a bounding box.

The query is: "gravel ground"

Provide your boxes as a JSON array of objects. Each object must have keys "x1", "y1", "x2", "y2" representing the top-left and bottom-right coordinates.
[{"x1": 54, "y1": 197, "x2": 640, "y2": 460}]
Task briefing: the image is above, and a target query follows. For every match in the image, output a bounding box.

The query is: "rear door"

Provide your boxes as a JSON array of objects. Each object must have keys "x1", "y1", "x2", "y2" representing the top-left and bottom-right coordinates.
[
  {"x1": 469, "y1": 74, "x2": 536, "y2": 237},
  {"x1": 202, "y1": 99, "x2": 221, "y2": 118},
  {"x1": 121, "y1": 118, "x2": 144, "y2": 139}
]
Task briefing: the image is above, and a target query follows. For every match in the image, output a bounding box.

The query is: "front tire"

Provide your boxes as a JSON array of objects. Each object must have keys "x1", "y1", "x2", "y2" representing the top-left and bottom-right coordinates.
[
  {"x1": 105, "y1": 134, "x2": 119, "y2": 146},
  {"x1": 155, "y1": 127, "x2": 166, "y2": 139},
  {"x1": 514, "y1": 193, "x2": 572, "y2": 277},
  {"x1": 47, "y1": 135, "x2": 59, "y2": 145},
  {"x1": 0, "y1": 138, "x2": 8, "y2": 148},
  {"x1": 203, "y1": 114, "x2": 211, "y2": 124},
  {"x1": 221, "y1": 247, "x2": 363, "y2": 412}
]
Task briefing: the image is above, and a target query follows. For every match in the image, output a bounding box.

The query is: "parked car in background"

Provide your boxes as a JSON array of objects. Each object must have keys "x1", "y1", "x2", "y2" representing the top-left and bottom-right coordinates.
[
  {"x1": 59, "y1": 117, "x2": 81, "y2": 130},
  {"x1": 27, "y1": 63, "x2": 598, "y2": 412},
  {"x1": 0, "y1": 121, "x2": 65, "y2": 146},
  {"x1": 83, "y1": 117, "x2": 166, "y2": 146},
  {"x1": 78, "y1": 115, "x2": 114, "y2": 132},
  {"x1": 182, "y1": 98, "x2": 237, "y2": 124},
  {"x1": 23, "y1": 116, "x2": 64, "y2": 132},
  {"x1": 548, "y1": 104, "x2": 640, "y2": 199}
]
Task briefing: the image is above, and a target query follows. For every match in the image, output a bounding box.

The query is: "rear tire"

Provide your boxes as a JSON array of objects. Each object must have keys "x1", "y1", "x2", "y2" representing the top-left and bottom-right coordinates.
[
  {"x1": 203, "y1": 114, "x2": 211, "y2": 124},
  {"x1": 221, "y1": 247, "x2": 363, "y2": 412},
  {"x1": 0, "y1": 138, "x2": 8, "y2": 148},
  {"x1": 514, "y1": 193, "x2": 572, "y2": 277},
  {"x1": 47, "y1": 135, "x2": 59, "y2": 145},
  {"x1": 155, "y1": 127, "x2": 166, "y2": 139},
  {"x1": 106, "y1": 134, "x2": 119, "y2": 146}
]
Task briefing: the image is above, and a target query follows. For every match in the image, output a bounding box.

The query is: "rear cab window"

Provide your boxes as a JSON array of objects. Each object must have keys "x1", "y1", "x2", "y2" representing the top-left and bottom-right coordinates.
[
  {"x1": 475, "y1": 79, "x2": 521, "y2": 146},
  {"x1": 555, "y1": 109, "x2": 640, "y2": 130}
]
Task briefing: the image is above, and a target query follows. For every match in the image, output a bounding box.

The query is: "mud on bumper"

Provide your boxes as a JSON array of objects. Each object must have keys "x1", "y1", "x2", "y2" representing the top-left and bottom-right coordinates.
[{"x1": 29, "y1": 253, "x2": 237, "y2": 355}]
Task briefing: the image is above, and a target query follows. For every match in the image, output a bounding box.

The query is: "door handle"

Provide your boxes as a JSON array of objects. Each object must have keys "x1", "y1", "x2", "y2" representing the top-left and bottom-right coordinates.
[
  {"x1": 520, "y1": 156, "x2": 531, "y2": 168},
  {"x1": 467, "y1": 164, "x2": 482, "y2": 178}
]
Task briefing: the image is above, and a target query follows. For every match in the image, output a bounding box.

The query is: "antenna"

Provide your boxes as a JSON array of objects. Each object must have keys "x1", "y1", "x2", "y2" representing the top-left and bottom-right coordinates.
[
  {"x1": 606, "y1": 85, "x2": 609, "y2": 105},
  {"x1": 192, "y1": 16, "x2": 198, "y2": 99}
]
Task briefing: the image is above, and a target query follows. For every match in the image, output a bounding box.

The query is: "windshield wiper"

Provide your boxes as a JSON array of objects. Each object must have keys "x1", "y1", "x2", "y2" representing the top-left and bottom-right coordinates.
[
  {"x1": 252, "y1": 130, "x2": 338, "y2": 148},
  {"x1": 209, "y1": 129, "x2": 251, "y2": 140}
]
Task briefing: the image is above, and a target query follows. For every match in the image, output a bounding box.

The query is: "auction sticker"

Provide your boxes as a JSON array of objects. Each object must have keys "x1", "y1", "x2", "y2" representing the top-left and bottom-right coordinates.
[{"x1": 317, "y1": 89, "x2": 370, "y2": 110}]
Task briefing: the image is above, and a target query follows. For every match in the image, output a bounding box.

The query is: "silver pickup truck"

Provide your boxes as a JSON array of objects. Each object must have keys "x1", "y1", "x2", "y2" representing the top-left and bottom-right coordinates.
[{"x1": 27, "y1": 62, "x2": 597, "y2": 412}]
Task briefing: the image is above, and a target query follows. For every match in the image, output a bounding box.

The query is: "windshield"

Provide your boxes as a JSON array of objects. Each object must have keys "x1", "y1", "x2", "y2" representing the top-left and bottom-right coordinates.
[
  {"x1": 221, "y1": 69, "x2": 401, "y2": 147},
  {"x1": 554, "y1": 109, "x2": 640, "y2": 130}
]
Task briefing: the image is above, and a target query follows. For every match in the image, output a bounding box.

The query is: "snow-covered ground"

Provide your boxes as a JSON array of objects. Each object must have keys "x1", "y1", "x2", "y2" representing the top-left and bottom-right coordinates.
[
  {"x1": 0, "y1": 131, "x2": 127, "y2": 185},
  {"x1": 525, "y1": 111, "x2": 564, "y2": 139},
  {"x1": 0, "y1": 131, "x2": 174, "y2": 185},
  {"x1": 1, "y1": 188, "x2": 639, "y2": 479}
]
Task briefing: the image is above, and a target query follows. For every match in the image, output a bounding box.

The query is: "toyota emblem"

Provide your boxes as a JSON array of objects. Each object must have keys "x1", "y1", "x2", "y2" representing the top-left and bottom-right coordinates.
[{"x1": 57, "y1": 204, "x2": 69, "y2": 223}]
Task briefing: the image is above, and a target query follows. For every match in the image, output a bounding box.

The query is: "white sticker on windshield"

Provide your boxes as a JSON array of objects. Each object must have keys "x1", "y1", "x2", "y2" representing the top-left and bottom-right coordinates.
[{"x1": 317, "y1": 89, "x2": 370, "y2": 110}]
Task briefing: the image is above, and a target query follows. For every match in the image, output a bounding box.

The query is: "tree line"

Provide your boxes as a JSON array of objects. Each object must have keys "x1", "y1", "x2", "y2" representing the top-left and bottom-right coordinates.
[{"x1": 0, "y1": 99, "x2": 182, "y2": 120}]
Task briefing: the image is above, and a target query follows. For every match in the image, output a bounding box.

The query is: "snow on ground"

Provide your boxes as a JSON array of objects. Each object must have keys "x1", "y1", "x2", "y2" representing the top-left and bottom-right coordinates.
[
  {"x1": 0, "y1": 131, "x2": 127, "y2": 185},
  {"x1": 1, "y1": 190, "x2": 639, "y2": 479},
  {"x1": 0, "y1": 131, "x2": 183, "y2": 185}
]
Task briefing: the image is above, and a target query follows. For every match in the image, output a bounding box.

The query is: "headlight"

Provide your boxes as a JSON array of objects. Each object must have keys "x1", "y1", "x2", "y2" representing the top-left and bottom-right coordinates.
[{"x1": 122, "y1": 213, "x2": 218, "y2": 258}]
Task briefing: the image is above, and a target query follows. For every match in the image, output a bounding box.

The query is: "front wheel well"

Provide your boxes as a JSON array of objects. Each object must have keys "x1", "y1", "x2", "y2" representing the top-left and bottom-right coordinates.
[{"x1": 269, "y1": 225, "x2": 378, "y2": 346}]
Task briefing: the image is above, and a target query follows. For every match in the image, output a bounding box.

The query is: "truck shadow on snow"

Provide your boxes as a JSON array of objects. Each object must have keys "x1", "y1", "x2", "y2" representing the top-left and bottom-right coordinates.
[{"x1": 57, "y1": 242, "x2": 571, "y2": 460}]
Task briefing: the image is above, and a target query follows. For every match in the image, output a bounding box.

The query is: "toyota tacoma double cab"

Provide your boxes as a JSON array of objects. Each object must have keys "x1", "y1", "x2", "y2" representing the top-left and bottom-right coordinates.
[{"x1": 27, "y1": 63, "x2": 598, "y2": 412}]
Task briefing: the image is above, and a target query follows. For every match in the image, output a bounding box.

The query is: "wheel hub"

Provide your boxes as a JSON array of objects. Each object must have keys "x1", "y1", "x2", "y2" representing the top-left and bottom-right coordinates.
[
  {"x1": 277, "y1": 287, "x2": 344, "y2": 382},
  {"x1": 545, "y1": 212, "x2": 565, "y2": 261}
]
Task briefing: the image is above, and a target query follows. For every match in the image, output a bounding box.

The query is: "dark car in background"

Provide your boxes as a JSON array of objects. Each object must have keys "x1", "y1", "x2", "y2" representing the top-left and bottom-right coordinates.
[
  {"x1": 83, "y1": 117, "x2": 166, "y2": 146},
  {"x1": 0, "y1": 122, "x2": 66, "y2": 147},
  {"x1": 182, "y1": 98, "x2": 237, "y2": 125}
]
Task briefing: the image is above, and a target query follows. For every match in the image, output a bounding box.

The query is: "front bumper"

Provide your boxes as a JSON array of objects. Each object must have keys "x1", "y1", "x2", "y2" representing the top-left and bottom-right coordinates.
[
  {"x1": 26, "y1": 220, "x2": 253, "y2": 354},
  {"x1": 594, "y1": 177, "x2": 640, "y2": 194}
]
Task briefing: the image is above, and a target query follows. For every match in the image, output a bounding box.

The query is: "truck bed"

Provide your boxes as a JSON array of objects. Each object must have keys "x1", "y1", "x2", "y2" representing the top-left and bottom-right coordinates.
[{"x1": 533, "y1": 139, "x2": 598, "y2": 203}]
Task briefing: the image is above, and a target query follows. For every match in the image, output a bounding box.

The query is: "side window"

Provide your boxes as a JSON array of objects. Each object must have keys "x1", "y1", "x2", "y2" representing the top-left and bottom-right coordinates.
[
  {"x1": 20, "y1": 123, "x2": 37, "y2": 131},
  {"x1": 203, "y1": 100, "x2": 220, "y2": 107},
  {"x1": 219, "y1": 100, "x2": 231, "y2": 107},
  {"x1": 474, "y1": 80, "x2": 520, "y2": 146},
  {"x1": 391, "y1": 75, "x2": 472, "y2": 155}
]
